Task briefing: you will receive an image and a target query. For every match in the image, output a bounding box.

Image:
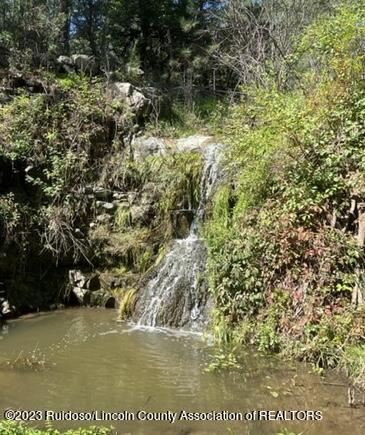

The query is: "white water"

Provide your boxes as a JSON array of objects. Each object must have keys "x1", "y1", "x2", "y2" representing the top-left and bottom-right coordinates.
[{"x1": 136, "y1": 143, "x2": 222, "y2": 328}]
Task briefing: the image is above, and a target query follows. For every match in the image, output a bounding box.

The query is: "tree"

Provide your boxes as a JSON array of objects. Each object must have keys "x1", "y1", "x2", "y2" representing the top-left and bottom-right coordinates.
[
  {"x1": 59, "y1": 0, "x2": 71, "y2": 55},
  {"x1": 211, "y1": 0, "x2": 335, "y2": 87}
]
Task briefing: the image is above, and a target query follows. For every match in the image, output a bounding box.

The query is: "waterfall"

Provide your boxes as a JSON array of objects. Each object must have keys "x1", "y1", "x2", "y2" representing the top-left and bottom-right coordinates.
[{"x1": 134, "y1": 143, "x2": 222, "y2": 329}]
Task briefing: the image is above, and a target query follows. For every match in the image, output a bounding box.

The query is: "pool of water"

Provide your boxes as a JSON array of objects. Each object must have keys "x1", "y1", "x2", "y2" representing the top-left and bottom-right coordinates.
[{"x1": 0, "y1": 308, "x2": 363, "y2": 434}]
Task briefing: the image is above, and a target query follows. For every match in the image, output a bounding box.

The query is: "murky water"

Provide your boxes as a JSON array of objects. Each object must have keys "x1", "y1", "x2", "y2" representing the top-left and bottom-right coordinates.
[{"x1": 0, "y1": 309, "x2": 364, "y2": 434}]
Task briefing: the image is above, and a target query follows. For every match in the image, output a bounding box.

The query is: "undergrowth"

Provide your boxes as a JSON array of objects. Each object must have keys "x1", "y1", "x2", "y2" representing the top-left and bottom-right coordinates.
[{"x1": 205, "y1": 0, "x2": 365, "y2": 387}]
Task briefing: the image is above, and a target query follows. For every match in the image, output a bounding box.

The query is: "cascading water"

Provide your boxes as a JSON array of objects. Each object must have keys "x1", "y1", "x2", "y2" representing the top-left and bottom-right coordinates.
[{"x1": 134, "y1": 143, "x2": 222, "y2": 329}]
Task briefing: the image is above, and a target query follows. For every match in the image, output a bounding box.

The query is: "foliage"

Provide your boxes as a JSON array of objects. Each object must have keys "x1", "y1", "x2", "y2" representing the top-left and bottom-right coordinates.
[
  {"x1": 205, "y1": 0, "x2": 365, "y2": 386},
  {"x1": 118, "y1": 288, "x2": 137, "y2": 320},
  {"x1": 145, "y1": 98, "x2": 228, "y2": 139},
  {"x1": 0, "y1": 73, "x2": 132, "y2": 306}
]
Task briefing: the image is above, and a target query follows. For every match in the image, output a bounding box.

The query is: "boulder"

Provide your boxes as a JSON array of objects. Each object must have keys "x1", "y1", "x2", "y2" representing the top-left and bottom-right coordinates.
[
  {"x1": 72, "y1": 287, "x2": 91, "y2": 305},
  {"x1": 57, "y1": 55, "x2": 74, "y2": 74},
  {"x1": 109, "y1": 82, "x2": 151, "y2": 118},
  {"x1": 69, "y1": 270, "x2": 101, "y2": 292},
  {"x1": 175, "y1": 135, "x2": 214, "y2": 152},
  {"x1": 71, "y1": 54, "x2": 97, "y2": 74},
  {"x1": 1, "y1": 299, "x2": 11, "y2": 316},
  {"x1": 57, "y1": 54, "x2": 97, "y2": 74}
]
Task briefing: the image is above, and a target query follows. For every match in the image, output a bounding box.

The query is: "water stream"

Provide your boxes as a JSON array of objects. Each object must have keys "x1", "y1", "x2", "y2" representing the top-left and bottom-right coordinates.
[
  {"x1": 135, "y1": 144, "x2": 222, "y2": 329},
  {"x1": 0, "y1": 309, "x2": 363, "y2": 434}
]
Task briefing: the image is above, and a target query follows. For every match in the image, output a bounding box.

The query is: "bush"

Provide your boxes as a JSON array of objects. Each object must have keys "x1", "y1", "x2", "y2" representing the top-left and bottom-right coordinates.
[{"x1": 205, "y1": 0, "x2": 365, "y2": 385}]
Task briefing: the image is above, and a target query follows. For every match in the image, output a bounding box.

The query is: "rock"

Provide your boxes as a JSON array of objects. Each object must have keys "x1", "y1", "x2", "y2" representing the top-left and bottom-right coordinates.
[
  {"x1": 108, "y1": 82, "x2": 151, "y2": 118},
  {"x1": 112, "y1": 192, "x2": 128, "y2": 201},
  {"x1": 172, "y1": 209, "x2": 195, "y2": 239},
  {"x1": 130, "y1": 204, "x2": 153, "y2": 225},
  {"x1": 50, "y1": 303, "x2": 65, "y2": 310},
  {"x1": 69, "y1": 270, "x2": 101, "y2": 292},
  {"x1": 84, "y1": 273, "x2": 101, "y2": 291},
  {"x1": 96, "y1": 201, "x2": 116, "y2": 212},
  {"x1": 71, "y1": 54, "x2": 97, "y2": 74},
  {"x1": 72, "y1": 287, "x2": 91, "y2": 305},
  {"x1": 1, "y1": 299, "x2": 11, "y2": 315},
  {"x1": 96, "y1": 214, "x2": 112, "y2": 224},
  {"x1": 89, "y1": 290, "x2": 116, "y2": 308},
  {"x1": 57, "y1": 55, "x2": 74, "y2": 73},
  {"x1": 132, "y1": 136, "x2": 168, "y2": 160},
  {"x1": 69, "y1": 270, "x2": 86, "y2": 288},
  {"x1": 175, "y1": 135, "x2": 214, "y2": 152},
  {"x1": 102, "y1": 202, "x2": 117, "y2": 211},
  {"x1": 113, "y1": 82, "x2": 133, "y2": 98},
  {"x1": 57, "y1": 54, "x2": 97, "y2": 74},
  {"x1": 93, "y1": 187, "x2": 112, "y2": 200}
]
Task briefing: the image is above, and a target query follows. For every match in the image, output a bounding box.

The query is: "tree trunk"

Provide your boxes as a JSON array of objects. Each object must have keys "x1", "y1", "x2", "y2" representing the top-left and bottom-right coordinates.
[{"x1": 60, "y1": 0, "x2": 71, "y2": 55}]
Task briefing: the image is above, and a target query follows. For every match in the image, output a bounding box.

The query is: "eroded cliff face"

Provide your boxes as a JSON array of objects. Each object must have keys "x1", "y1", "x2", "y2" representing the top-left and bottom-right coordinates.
[
  {"x1": 0, "y1": 71, "x2": 219, "y2": 322},
  {"x1": 0, "y1": 72, "x2": 158, "y2": 317}
]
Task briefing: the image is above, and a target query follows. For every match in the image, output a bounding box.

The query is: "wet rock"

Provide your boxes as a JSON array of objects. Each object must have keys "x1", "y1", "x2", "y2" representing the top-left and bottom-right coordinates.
[
  {"x1": 90, "y1": 290, "x2": 116, "y2": 308},
  {"x1": 85, "y1": 273, "x2": 101, "y2": 291},
  {"x1": 172, "y1": 209, "x2": 194, "y2": 239}
]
